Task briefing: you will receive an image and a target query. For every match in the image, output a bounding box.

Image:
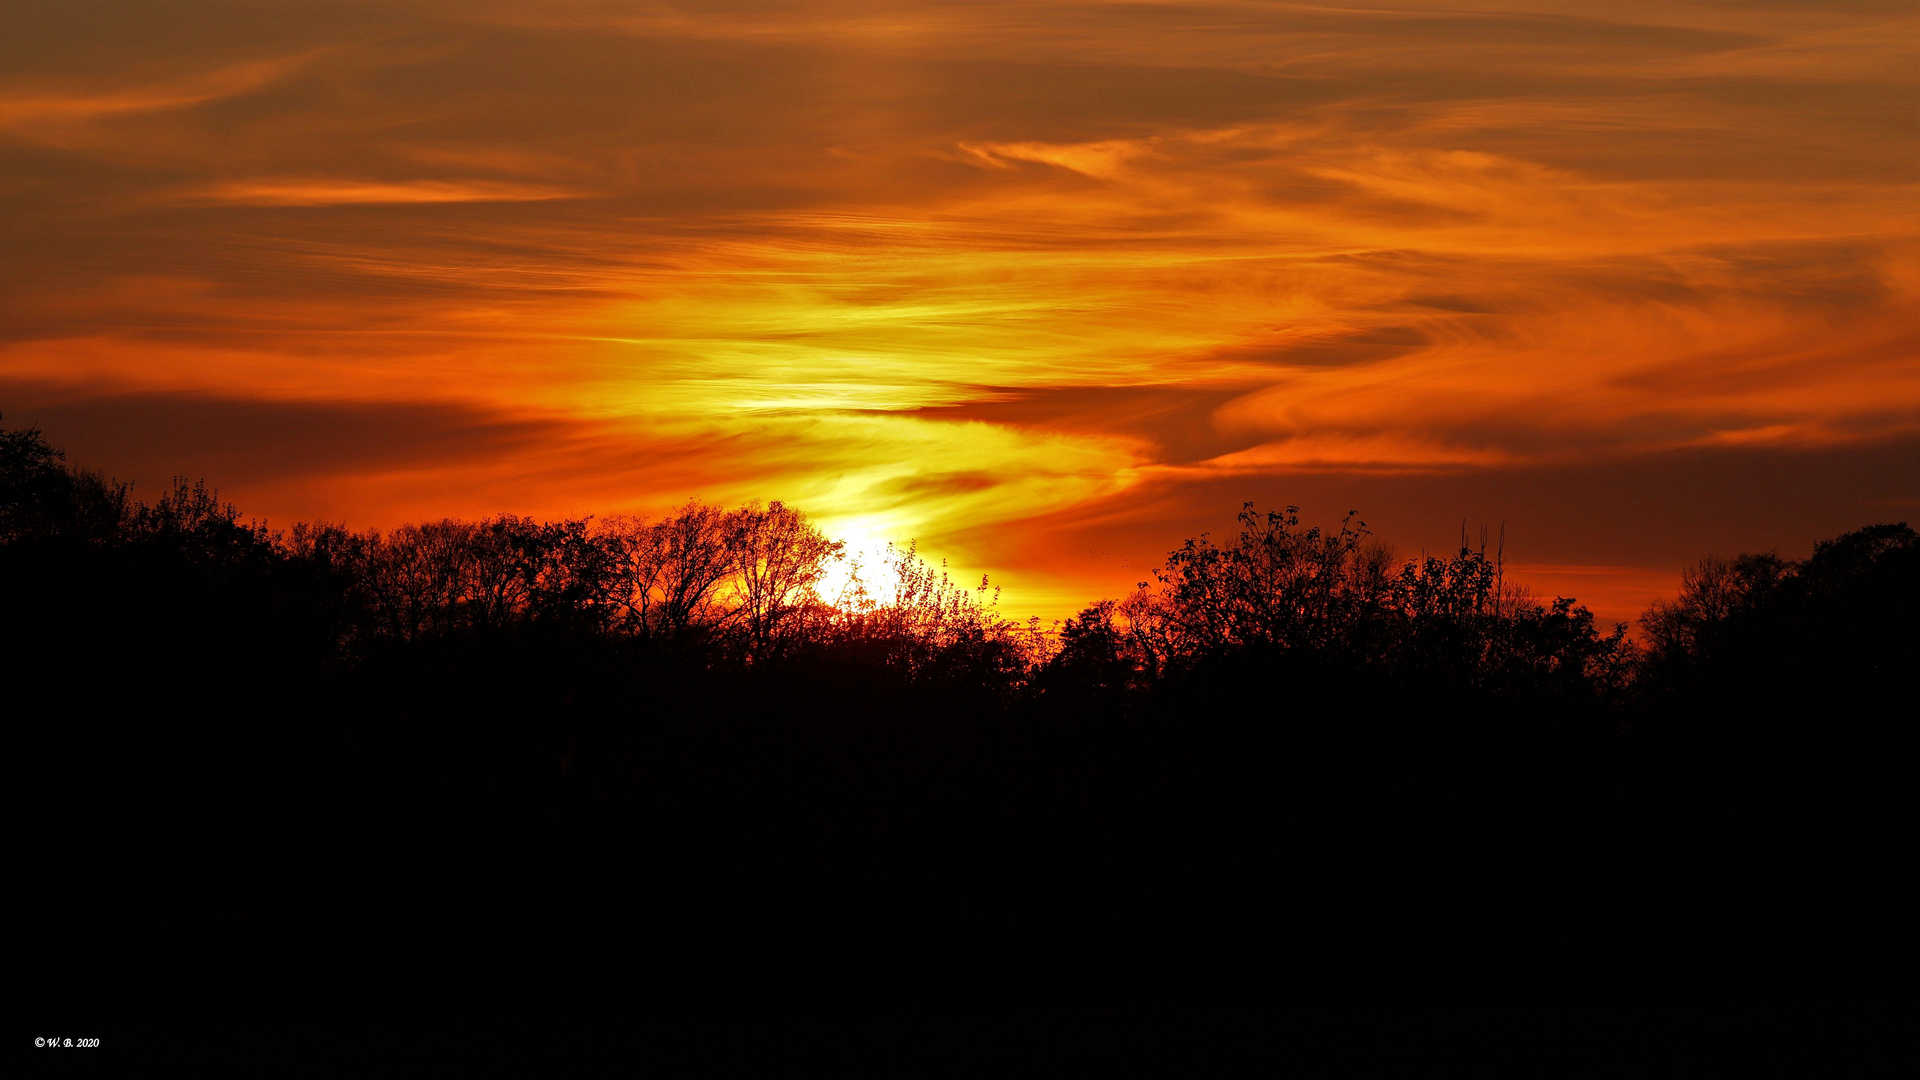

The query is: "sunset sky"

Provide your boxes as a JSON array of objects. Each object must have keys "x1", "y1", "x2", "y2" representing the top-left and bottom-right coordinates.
[{"x1": 3, "y1": 0, "x2": 1915, "y2": 626}]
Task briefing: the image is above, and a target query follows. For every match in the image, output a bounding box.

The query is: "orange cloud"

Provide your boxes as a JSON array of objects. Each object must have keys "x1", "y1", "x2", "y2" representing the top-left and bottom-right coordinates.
[
  {"x1": 2, "y1": 0, "x2": 1913, "y2": 622},
  {"x1": 0, "y1": 53, "x2": 317, "y2": 135},
  {"x1": 171, "y1": 178, "x2": 590, "y2": 206}
]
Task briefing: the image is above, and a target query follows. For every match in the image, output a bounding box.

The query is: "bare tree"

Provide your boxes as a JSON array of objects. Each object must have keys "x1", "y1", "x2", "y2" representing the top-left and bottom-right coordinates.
[
  {"x1": 362, "y1": 519, "x2": 475, "y2": 641},
  {"x1": 725, "y1": 500, "x2": 843, "y2": 657},
  {"x1": 592, "y1": 501, "x2": 739, "y2": 640},
  {"x1": 1641, "y1": 551, "x2": 1790, "y2": 661}
]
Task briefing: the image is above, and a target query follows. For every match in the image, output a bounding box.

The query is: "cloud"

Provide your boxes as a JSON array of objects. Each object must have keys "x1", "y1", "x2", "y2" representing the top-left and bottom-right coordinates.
[
  {"x1": 0, "y1": 380, "x2": 563, "y2": 486},
  {"x1": 1186, "y1": 433, "x2": 1516, "y2": 474},
  {"x1": 0, "y1": 0, "x2": 1913, "y2": 619},
  {"x1": 959, "y1": 138, "x2": 1153, "y2": 178},
  {"x1": 170, "y1": 178, "x2": 590, "y2": 206},
  {"x1": 0, "y1": 52, "x2": 319, "y2": 147},
  {"x1": 0, "y1": 54, "x2": 312, "y2": 122},
  {"x1": 1209, "y1": 326, "x2": 1430, "y2": 369}
]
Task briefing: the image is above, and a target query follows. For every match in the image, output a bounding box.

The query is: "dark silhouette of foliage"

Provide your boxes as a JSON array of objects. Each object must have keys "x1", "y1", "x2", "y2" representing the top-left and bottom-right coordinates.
[
  {"x1": 0, "y1": 415, "x2": 127, "y2": 544},
  {"x1": 1637, "y1": 523, "x2": 1917, "y2": 725},
  {"x1": 727, "y1": 500, "x2": 845, "y2": 657},
  {"x1": 0, "y1": 416, "x2": 71, "y2": 543},
  {"x1": 1049, "y1": 503, "x2": 1634, "y2": 707},
  {"x1": 8, "y1": 419, "x2": 1914, "y2": 1025}
]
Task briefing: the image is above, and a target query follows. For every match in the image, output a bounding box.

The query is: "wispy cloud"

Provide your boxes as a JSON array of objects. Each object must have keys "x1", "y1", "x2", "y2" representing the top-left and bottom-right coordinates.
[
  {"x1": 1187, "y1": 434, "x2": 1517, "y2": 474},
  {"x1": 0, "y1": 53, "x2": 319, "y2": 144},
  {"x1": 958, "y1": 138, "x2": 1152, "y2": 178},
  {"x1": 2, "y1": 0, "x2": 1913, "y2": 618},
  {"x1": 172, "y1": 178, "x2": 590, "y2": 206}
]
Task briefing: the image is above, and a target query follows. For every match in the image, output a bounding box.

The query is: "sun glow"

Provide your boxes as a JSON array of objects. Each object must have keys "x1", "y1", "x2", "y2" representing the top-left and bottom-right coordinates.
[{"x1": 4, "y1": 1, "x2": 1914, "y2": 627}]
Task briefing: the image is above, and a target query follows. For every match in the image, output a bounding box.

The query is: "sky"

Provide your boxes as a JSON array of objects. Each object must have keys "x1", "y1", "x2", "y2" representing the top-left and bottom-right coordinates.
[{"x1": 3, "y1": 0, "x2": 1915, "y2": 627}]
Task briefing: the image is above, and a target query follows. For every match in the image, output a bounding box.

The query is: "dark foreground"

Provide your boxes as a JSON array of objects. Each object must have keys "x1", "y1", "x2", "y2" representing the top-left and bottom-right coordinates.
[{"x1": 8, "y1": 424, "x2": 1916, "y2": 1034}]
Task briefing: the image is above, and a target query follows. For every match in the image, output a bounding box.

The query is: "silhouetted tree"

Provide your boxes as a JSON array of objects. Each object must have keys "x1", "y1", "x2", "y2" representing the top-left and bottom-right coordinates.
[
  {"x1": 725, "y1": 500, "x2": 844, "y2": 658},
  {"x1": 1040, "y1": 598, "x2": 1141, "y2": 705},
  {"x1": 1636, "y1": 523, "x2": 1917, "y2": 719},
  {"x1": 0, "y1": 417, "x2": 70, "y2": 544},
  {"x1": 646, "y1": 500, "x2": 738, "y2": 640},
  {"x1": 1641, "y1": 552, "x2": 1789, "y2": 663},
  {"x1": 1147, "y1": 503, "x2": 1372, "y2": 659},
  {"x1": 0, "y1": 416, "x2": 127, "y2": 545}
]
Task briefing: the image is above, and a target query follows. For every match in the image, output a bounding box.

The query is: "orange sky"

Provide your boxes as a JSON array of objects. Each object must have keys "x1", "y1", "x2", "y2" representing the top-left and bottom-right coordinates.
[{"x1": 3, "y1": 0, "x2": 1916, "y2": 627}]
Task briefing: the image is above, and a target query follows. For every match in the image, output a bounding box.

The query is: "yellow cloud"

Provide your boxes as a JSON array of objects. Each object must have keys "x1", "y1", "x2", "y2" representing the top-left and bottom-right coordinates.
[{"x1": 4, "y1": 0, "x2": 1914, "y2": 620}]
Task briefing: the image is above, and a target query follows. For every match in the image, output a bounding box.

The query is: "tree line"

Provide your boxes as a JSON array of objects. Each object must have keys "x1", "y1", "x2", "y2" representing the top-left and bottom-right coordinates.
[
  {"x1": 0, "y1": 418, "x2": 1686, "y2": 700},
  {"x1": 10, "y1": 415, "x2": 1916, "y2": 1017},
  {"x1": 3, "y1": 415, "x2": 1030, "y2": 667}
]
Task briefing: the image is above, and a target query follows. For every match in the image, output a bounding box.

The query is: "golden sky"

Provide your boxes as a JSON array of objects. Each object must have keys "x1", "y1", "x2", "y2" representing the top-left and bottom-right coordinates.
[{"x1": 4, "y1": 0, "x2": 1916, "y2": 625}]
